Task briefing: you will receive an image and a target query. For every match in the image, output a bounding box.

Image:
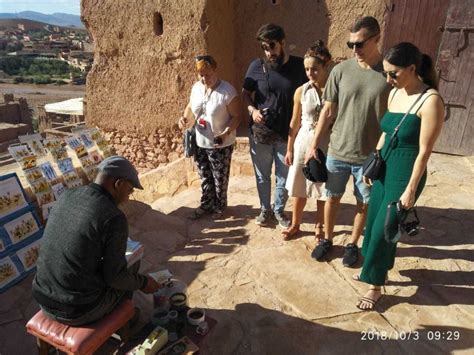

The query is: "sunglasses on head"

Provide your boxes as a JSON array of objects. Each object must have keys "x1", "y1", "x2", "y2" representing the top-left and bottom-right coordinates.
[
  {"x1": 195, "y1": 55, "x2": 212, "y2": 64},
  {"x1": 346, "y1": 33, "x2": 379, "y2": 50},
  {"x1": 382, "y1": 70, "x2": 399, "y2": 80},
  {"x1": 260, "y1": 41, "x2": 277, "y2": 51}
]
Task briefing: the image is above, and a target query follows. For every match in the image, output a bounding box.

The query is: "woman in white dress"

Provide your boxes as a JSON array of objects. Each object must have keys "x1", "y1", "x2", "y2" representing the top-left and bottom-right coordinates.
[{"x1": 282, "y1": 41, "x2": 334, "y2": 240}]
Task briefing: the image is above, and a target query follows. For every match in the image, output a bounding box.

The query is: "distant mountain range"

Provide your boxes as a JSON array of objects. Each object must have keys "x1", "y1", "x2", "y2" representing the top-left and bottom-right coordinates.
[{"x1": 0, "y1": 11, "x2": 84, "y2": 28}]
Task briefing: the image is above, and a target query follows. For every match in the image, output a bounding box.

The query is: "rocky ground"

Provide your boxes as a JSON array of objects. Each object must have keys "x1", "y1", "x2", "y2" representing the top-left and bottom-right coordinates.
[{"x1": 0, "y1": 152, "x2": 473, "y2": 354}]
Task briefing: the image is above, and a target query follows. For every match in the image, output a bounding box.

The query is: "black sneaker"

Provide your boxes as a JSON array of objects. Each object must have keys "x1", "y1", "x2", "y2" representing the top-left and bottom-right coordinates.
[
  {"x1": 255, "y1": 210, "x2": 273, "y2": 226},
  {"x1": 342, "y1": 243, "x2": 359, "y2": 267},
  {"x1": 311, "y1": 239, "x2": 333, "y2": 260}
]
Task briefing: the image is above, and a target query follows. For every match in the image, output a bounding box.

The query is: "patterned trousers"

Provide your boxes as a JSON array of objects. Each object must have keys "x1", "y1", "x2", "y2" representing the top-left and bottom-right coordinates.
[{"x1": 194, "y1": 145, "x2": 233, "y2": 212}]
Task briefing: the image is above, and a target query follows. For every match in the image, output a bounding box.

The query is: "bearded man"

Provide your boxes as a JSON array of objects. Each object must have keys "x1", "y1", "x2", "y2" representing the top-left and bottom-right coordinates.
[{"x1": 242, "y1": 23, "x2": 306, "y2": 227}]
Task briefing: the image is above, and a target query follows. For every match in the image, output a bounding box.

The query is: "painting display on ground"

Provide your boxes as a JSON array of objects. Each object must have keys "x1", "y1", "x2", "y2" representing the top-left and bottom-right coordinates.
[{"x1": 0, "y1": 173, "x2": 43, "y2": 294}]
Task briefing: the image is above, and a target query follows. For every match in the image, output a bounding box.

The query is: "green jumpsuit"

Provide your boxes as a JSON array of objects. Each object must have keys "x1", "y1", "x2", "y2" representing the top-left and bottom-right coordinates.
[{"x1": 360, "y1": 110, "x2": 426, "y2": 286}]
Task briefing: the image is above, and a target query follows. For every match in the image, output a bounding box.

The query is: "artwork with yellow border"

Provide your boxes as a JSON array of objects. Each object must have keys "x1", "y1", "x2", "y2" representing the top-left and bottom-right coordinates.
[
  {"x1": 0, "y1": 258, "x2": 20, "y2": 288},
  {"x1": 49, "y1": 147, "x2": 68, "y2": 161},
  {"x1": 27, "y1": 139, "x2": 47, "y2": 156},
  {"x1": 0, "y1": 176, "x2": 29, "y2": 219},
  {"x1": 16, "y1": 239, "x2": 41, "y2": 271},
  {"x1": 74, "y1": 145, "x2": 88, "y2": 158},
  {"x1": 79, "y1": 155, "x2": 94, "y2": 168},
  {"x1": 24, "y1": 167, "x2": 44, "y2": 184},
  {"x1": 8, "y1": 145, "x2": 33, "y2": 161},
  {"x1": 31, "y1": 178, "x2": 51, "y2": 194},
  {"x1": 63, "y1": 170, "x2": 79, "y2": 184},
  {"x1": 35, "y1": 190, "x2": 54, "y2": 207},
  {"x1": 66, "y1": 179, "x2": 82, "y2": 189},
  {"x1": 43, "y1": 138, "x2": 64, "y2": 150},
  {"x1": 4, "y1": 211, "x2": 40, "y2": 244}
]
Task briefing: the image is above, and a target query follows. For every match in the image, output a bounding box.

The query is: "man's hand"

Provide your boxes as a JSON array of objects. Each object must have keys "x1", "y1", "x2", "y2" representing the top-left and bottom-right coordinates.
[
  {"x1": 140, "y1": 275, "x2": 162, "y2": 294},
  {"x1": 252, "y1": 109, "x2": 265, "y2": 124}
]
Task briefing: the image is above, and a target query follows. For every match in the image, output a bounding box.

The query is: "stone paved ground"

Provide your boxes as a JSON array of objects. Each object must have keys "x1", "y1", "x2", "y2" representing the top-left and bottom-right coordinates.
[{"x1": 1, "y1": 153, "x2": 473, "y2": 354}]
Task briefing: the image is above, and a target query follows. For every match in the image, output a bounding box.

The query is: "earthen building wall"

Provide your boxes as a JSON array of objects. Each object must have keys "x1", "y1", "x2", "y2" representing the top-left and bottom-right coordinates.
[{"x1": 82, "y1": 0, "x2": 386, "y2": 170}]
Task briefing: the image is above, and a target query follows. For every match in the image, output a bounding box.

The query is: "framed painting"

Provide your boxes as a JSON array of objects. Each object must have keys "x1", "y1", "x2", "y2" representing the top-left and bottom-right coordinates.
[
  {"x1": 66, "y1": 179, "x2": 83, "y2": 189},
  {"x1": 79, "y1": 155, "x2": 94, "y2": 168},
  {"x1": 27, "y1": 139, "x2": 47, "y2": 157},
  {"x1": 0, "y1": 257, "x2": 20, "y2": 289},
  {"x1": 65, "y1": 137, "x2": 82, "y2": 150},
  {"x1": 42, "y1": 202, "x2": 56, "y2": 221},
  {"x1": 83, "y1": 165, "x2": 98, "y2": 182},
  {"x1": 35, "y1": 190, "x2": 54, "y2": 207},
  {"x1": 3, "y1": 211, "x2": 40, "y2": 245},
  {"x1": 63, "y1": 170, "x2": 79, "y2": 184},
  {"x1": 49, "y1": 147, "x2": 68, "y2": 161},
  {"x1": 39, "y1": 162, "x2": 58, "y2": 181},
  {"x1": 0, "y1": 174, "x2": 29, "y2": 220},
  {"x1": 16, "y1": 239, "x2": 41, "y2": 271},
  {"x1": 24, "y1": 167, "x2": 44, "y2": 184},
  {"x1": 8, "y1": 145, "x2": 33, "y2": 162},
  {"x1": 30, "y1": 178, "x2": 51, "y2": 195},
  {"x1": 57, "y1": 158, "x2": 74, "y2": 174},
  {"x1": 89, "y1": 150, "x2": 103, "y2": 164},
  {"x1": 51, "y1": 183, "x2": 65, "y2": 200},
  {"x1": 43, "y1": 138, "x2": 64, "y2": 150}
]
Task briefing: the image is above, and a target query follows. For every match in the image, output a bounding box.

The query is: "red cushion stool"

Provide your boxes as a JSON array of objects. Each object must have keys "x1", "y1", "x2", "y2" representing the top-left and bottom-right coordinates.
[{"x1": 26, "y1": 300, "x2": 135, "y2": 355}]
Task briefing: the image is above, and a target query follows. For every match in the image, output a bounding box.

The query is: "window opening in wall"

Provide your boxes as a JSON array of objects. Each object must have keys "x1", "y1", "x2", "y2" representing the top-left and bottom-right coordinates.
[{"x1": 153, "y1": 12, "x2": 163, "y2": 36}]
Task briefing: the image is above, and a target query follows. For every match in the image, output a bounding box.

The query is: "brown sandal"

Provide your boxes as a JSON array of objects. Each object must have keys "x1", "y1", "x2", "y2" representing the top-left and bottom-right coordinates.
[{"x1": 282, "y1": 224, "x2": 300, "y2": 241}]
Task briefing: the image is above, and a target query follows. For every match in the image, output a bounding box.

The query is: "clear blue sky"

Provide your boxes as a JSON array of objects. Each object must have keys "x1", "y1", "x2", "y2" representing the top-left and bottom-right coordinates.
[{"x1": 0, "y1": 0, "x2": 80, "y2": 15}]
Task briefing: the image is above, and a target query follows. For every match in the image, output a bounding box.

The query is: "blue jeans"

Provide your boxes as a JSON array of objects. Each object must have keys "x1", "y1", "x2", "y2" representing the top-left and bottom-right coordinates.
[
  {"x1": 250, "y1": 138, "x2": 289, "y2": 213},
  {"x1": 325, "y1": 156, "x2": 371, "y2": 204}
]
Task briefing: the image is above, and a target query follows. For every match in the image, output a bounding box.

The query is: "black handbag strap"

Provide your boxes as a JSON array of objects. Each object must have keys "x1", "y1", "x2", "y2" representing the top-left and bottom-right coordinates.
[{"x1": 383, "y1": 87, "x2": 430, "y2": 158}]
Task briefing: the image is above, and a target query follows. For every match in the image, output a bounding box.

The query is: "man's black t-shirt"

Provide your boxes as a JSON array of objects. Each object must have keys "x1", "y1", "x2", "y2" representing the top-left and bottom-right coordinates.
[{"x1": 243, "y1": 55, "x2": 307, "y2": 140}]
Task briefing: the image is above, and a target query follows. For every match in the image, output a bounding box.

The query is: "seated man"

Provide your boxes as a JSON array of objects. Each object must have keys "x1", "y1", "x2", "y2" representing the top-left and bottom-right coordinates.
[{"x1": 32, "y1": 155, "x2": 161, "y2": 326}]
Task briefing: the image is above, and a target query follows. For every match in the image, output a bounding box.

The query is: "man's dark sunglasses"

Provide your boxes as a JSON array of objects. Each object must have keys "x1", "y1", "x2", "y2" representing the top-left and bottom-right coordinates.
[
  {"x1": 260, "y1": 41, "x2": 277, "y2": 51},
  {"x1": 195, "y1": 55, "x2": 212, "y2": 64},
  {"x1": 382, "y1": 70, "x2": 399, "y2": 80},
  {"x1": 346, "y1": 33, "x2": 379, "y2": 49}
]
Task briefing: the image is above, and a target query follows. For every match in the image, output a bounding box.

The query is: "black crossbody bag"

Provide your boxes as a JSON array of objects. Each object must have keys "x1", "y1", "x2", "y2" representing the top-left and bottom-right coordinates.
[{"x1": 363, "y1": 88, "x2": 429, "y2": 180}]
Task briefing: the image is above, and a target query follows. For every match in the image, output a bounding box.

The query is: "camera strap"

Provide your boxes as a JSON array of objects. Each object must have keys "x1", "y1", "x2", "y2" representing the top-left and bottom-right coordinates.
[{"x1": 382, "y1": 87, "x2": 430, "y2": 161}]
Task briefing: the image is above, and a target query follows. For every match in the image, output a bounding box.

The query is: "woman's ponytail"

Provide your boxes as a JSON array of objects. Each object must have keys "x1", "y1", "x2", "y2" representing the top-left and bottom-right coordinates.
[{"x1": 418, "y1": 54, "x2": 438, "y2": 89}]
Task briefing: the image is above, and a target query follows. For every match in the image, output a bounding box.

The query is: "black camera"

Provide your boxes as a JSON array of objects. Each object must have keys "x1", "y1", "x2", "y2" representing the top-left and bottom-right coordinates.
[
  {"x1": 398, "y1": 203, "x2": 420, "y2": 237},
  {"x1": 213, "y1": 136, "x2": 223, "y2": 145},
  {"x1": 261, "y1": 107, "x2": 278, "y2": 129},
  {"x1": 401, "y1": 220, "x2": 420, "y2": 236}
]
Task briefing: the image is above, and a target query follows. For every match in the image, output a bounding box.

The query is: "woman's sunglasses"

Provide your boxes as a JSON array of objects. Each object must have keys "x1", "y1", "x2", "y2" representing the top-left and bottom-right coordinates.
[
  {"x1": 382, "y1": 70, "x2": 399, "y2": 79},
  {"x1": 346, "y1": 33, "x2": 379, "y2": 49},
  {"x1": 195, "y1": 55, "x2": 212, "y2": 64},
  {"x1": 260, "y1": 41, "x2": 277, "y2": 51}
]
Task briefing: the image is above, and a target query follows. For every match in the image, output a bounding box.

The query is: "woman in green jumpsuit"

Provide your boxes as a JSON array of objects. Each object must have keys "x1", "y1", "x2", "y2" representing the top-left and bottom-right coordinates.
[{"x1": 356, "y1": 43, "x2": 445, "y2": 310}]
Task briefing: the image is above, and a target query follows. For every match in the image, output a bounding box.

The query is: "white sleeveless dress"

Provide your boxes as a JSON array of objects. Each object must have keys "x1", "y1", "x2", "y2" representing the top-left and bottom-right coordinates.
[{"x1": 285, "y1": 82, "x2": 329, "y2": 199}]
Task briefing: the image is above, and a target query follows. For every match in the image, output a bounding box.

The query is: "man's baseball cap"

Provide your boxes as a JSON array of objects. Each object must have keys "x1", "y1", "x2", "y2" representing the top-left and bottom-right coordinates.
[{"x1": 98, "y1": 155, "x2": 143, "y2": 190}]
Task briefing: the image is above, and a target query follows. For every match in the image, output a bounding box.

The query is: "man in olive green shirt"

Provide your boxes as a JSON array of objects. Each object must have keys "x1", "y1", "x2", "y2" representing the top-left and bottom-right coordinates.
[{"x1": 306, "y1": 16, "x2": 390, "y2": 266}]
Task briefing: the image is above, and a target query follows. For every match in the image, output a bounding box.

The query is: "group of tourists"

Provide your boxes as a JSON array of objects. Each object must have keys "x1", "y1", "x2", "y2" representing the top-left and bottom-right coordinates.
[
  {"x1": 31, "y1": 15, "x2": 445, "y2": 329},
  {"x1": 179, "y1": 16, "x2": 444, "y2": 310}
]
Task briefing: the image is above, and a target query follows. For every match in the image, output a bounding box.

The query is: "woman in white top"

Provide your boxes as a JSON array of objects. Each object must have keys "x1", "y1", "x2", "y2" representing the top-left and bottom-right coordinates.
[
  {"x1": 179, "y1": 55, "x2": 241, "y2": 219},
  {"x1": 282, "y1": 41, "x2": 334, "y2": 240}
]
